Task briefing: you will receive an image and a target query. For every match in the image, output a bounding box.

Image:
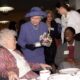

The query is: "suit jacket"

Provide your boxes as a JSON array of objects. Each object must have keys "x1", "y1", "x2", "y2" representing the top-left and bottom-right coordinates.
[
  {"x1": 55, "y1": 41, "x2": 80, "y2": 66},
  {"x1": 0, "y1": 46, "x2": 38, "y2": 79}
]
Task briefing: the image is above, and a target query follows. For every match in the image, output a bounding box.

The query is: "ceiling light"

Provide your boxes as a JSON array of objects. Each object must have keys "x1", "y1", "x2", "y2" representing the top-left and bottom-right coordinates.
[
  {"x1": 0, "y1": 20, "x2": 10, "y2": 24},
  {"x1": 0, "y1": 6, "x2": 14, "y2": 13}
]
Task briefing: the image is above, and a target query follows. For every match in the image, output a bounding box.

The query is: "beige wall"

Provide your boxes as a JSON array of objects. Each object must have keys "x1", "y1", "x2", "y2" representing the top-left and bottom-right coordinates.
[{"x1": 69, "y1": 0, "x2": 80, "y2": 10}]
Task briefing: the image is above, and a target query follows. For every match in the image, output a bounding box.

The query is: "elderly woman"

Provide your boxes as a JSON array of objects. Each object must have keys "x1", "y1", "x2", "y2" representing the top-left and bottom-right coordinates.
[
  {"x1": 0, "y1": 29, "x2": 51, "y2": 80},
  {"x1": 18, "y1": 7, "x2": 51, "y2": 63}
]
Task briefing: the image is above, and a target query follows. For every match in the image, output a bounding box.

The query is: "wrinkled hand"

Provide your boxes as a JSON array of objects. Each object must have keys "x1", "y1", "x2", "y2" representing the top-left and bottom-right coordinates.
[
  {"x1": 40, "y1": 63, "x2": 52, "y2": 70},
  {"x1": 8, "y1": 71, "x2": 19, "y2": 80}
]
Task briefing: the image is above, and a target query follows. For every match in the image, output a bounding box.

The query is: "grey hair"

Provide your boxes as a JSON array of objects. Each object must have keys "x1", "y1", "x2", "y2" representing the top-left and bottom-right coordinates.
[{"x1": 0, "y1": 28, "x2": 17, "y2": 46}]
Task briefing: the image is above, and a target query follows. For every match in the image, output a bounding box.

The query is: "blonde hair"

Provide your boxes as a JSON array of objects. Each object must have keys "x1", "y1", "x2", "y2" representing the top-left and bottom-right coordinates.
[
  {"x1": 0, "y1": 28, "x2": 17, "y2": 46},
  {"x1": 46, "y1": 10, "x2": 53, "y2": 14}
]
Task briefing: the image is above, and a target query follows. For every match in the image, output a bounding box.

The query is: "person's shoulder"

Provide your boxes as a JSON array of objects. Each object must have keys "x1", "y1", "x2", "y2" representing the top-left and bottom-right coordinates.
[
  {"x1": 75, "y1": 40, "x2": 80, "y2": 45},
  {"x1": 0, "y1": 46, "x2": 9, "y2": 55},
  {"x1": 40, "y1": 22, "x2": 48, "y2": 29},
  {"x1": 55, "y1": 18, "x2": 61, "y2": 24},
  {"x1": 40, "y1": 22, "x2": 47, "y2": 25},
  {"x1": 21, "y1": 22, "x2": 30, "y2": 27},
  {"x1": 20, "y1": 22, "x2": 31, "y2": 30},
  {"x1": 69, "y1": 10, "x2": 80, "y2": 15},
  {"x1": 70, "y1": 10, "x2": 78, "y2": 13},
  {"x1": 58, "y1": 43, "x2": 67, "y2": 50}
]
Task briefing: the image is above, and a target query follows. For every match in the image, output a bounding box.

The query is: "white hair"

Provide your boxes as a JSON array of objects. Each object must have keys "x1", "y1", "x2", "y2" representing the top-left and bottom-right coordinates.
[{"x1": 0, "y1": 28, "x2": 17, "y2": 46}]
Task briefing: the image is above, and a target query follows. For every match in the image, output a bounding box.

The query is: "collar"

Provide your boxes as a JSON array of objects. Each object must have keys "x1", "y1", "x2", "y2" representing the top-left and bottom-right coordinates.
[
  {"x1": 67, "y1": 40, "x2": 75, "y2": 46},
  {"x1": 8, "y1": 48, "x2": 13, "y2": 51},
  {"x1": 62, "y1": 11, "x2": 70, "y2": 19}
]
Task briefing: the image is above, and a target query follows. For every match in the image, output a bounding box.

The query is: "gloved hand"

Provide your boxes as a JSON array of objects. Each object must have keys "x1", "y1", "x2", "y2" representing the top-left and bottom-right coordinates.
[
  {"x1": 25, "y1": 42, "x2": 42, "y2": 50},
  {"x1": 25, "y1": 44, "x2": 36, "y2": 50}
]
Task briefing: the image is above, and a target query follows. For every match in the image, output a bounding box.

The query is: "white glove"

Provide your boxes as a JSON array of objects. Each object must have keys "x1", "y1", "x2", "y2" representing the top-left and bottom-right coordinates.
[{"x1": 34, "y1": 42, "x2": 41, "y2": 47}]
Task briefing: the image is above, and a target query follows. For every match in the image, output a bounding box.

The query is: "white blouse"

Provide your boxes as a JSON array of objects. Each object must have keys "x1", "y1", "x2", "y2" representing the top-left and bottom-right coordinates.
[{"x1": 8, "y1": 49, "x2": 31, "y2": 78}]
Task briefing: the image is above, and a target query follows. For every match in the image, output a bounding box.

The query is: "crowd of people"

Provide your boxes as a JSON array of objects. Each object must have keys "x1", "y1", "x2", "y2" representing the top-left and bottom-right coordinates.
[{"x1": 0, "y1": 2, "x2": 80, "y2": 80}]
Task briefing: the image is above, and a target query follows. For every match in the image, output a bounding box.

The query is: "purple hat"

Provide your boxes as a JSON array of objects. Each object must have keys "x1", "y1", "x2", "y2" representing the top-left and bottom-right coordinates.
[{"x1": 25, "y1": 7, "x2": 47, "y2": 17}]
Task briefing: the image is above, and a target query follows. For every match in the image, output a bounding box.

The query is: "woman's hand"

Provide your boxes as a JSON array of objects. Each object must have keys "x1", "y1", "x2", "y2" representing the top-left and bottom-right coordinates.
[
  {"x1": 40, "y1": 63, "x2": 52, "y2": 70},
  {"x1": 8, "y1": 71, "x2": 19, "y2": 80}
]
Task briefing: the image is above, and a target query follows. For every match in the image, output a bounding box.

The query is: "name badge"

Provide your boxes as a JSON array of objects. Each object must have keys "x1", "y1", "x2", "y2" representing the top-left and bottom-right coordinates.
[
  {"x1": 64, "y1": 50, "x2": 69, "y2": 55},
  {"x1": 50, "y1": 28, "x2": 54, "y2": 31}
]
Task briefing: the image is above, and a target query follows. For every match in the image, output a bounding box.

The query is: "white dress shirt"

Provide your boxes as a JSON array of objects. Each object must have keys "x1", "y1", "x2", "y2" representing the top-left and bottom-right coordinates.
[{"x1": 67, "y1": 40, "x2": 75, "y2": 47}]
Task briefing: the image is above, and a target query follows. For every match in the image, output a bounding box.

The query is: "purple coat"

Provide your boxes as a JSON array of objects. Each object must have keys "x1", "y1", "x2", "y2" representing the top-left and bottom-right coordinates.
[{"x1": 18, "y1": 21, "x2": 48, "y2": 63}]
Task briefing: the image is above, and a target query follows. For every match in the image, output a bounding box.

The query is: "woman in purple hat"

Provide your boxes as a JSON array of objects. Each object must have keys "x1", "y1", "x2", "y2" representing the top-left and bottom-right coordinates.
[{"x1": 18, "y1": 7, "x2": 50, "y2": 64}]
